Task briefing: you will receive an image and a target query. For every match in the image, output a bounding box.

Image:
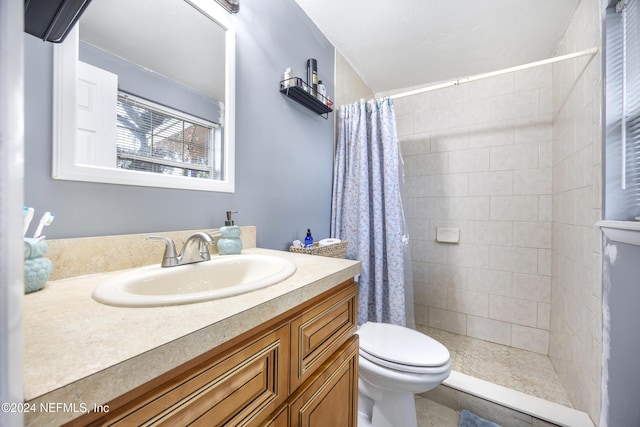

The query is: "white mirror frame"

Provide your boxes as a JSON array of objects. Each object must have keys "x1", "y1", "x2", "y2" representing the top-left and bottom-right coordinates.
[{"x1": 52, "y1": 0, "x2": 236, "y2": 192}]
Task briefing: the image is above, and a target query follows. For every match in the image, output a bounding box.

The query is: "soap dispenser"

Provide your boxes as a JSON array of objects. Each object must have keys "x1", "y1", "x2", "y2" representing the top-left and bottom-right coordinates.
[{"x1": 217, "y1": 211, "x2": 242, "y2": 255}]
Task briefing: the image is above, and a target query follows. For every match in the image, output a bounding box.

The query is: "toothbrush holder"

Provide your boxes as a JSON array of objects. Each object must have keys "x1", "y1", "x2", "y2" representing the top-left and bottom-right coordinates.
[{"x1": 24, "y1": 237, "x2": 53, "y2": 294}]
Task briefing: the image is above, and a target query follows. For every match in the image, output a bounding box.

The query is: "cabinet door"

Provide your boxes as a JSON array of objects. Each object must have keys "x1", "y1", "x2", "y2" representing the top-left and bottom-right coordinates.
[
  {"x1": 290, "y1": 281, "x2": 357, "y2": 391},
  {"x1": 262, "y1": 406, "x2": 288, "y2": 427},
  {"x1": 289, "y1": 336, "x2": 359, "y2": 427},
  {"x1": 101, "y1": 325, "x2": 289, "y2": 427}
]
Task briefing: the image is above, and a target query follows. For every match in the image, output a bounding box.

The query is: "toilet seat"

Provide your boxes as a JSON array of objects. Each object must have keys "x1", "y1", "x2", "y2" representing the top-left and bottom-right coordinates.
[{"x1": 358, "y1": 322, "x2": 450, "y2": 374}]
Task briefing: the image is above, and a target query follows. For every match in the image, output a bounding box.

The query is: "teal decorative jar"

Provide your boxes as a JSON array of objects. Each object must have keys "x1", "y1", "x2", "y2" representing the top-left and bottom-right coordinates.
[
  {"x1": 24, "y1": 237, "x2": 53, "y2": 293},
  {"x1": 217, "y1": 225, "x2": 242, "y2": 255}
]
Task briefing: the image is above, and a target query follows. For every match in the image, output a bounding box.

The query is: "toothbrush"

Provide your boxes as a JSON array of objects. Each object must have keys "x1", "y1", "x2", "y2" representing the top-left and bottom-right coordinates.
[
  {"x1": 33, "y1": 212, "x2": 55, "y2": 238},
  {"x1": 23, "y1": 206, "x2": 34, "y2": 237}
]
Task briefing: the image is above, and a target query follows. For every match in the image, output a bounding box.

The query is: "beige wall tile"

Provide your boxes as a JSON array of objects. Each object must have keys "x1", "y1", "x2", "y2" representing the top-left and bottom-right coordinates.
[
  {"x1": 489, "y1": 295, "x2": 538, "y2": 327},
  {"x1": 468, "y1": 121, "x2": 514, "y2": 148},
  {"x1": 490, "y1": 142, "x2": 540, "y2": 171},
  {"x1": 448, "y1": 288, "x2": 489, "y2": 317},
  {"x1": 538, "y1": 302, "x2": 551, "y2": 331},
  {"x1": 511, "y1": 325, "x2": 549, "y2": 354},
  {"x1": 414, "y1": 108, "x2": 451, "y2": 133},
  {"x1": 512, "y1": 221, "x2": 552, "y2": 249},
  {"x1": 492, "y1": 89, "x2": 541, "y2": 122},
  {"x1": 448, "y1": 148, "x2": 491, "y2": 173},
  {"x1": 429, "y1": 307, "x2": 467, "y2": 335},
  {"x1": 467, "y1": 220, "x2": 513, "y2": 246},
  {"x1": 410, "y1": 152, "x2": 448, "y2": 175},
  {"x1": 431, "y1": 128, "x2": 470, "y2": 152},
  {"x1": 450, "y1": 99, "x2": 493, "y2": 127},
  {"x1": 431, "y1": 173, "x2": 469, "y2": 196},
  {"x1": 537, "y1": 249, "x2": 552, "y2": 276},
  {"x1": 512, "y1": 273, "x2": 551, "y2": 303},
  {"x1": 415, "y1": 303, "x2": 429, "y2": 325},
  {"x1": 415, "y1": 284, "x2": 448, "y2": 309},
  {"x1": 489, "y1": 245, "x2": 538, "y2": 274},
  {"x1": 400, "y1": 133, "x2": 430, "y2": 156},
  {"x1": 413, "y1": 239, "x2": 448, "y2": 264},
  {"x1": 490, "y1": 195, "x2": 539, "y2": 221},
  {"x1": 514, "y1": 168, "x2": 552, "y2": 195},
  {"x1": 449, "y1": 243, "x2": 490, "y2": 269},
  {"x1": 538, "y1": 195, "x2": 553, "y2": 222},
  {"x1": 430, "y1": 263, "x2": 468, "y2": 289},
  {"x1": 413, "y1": 197, "x2": 448, "y2": 219},
  {"x1": 468, "y1": 171, "x2": 514, "y2": 196},
  {"x1": 449, "y1": 197, "x2": 490, "y2": 220},
  {"x1": 467, "y1": 268, "x2": 512, "y2": 296},
  {"x1": 467, "y1": 315, "x2": 511, "y2": 346}
]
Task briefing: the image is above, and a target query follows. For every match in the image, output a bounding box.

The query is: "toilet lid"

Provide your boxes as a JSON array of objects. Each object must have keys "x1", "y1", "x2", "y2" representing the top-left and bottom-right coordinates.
[{"x1": 358, "y1": 322, "x2": 450, "y2": 367}]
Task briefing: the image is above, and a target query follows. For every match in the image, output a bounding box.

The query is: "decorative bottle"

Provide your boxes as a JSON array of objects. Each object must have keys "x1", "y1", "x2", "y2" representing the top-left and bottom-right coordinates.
[{"x1": 304, "y1": 229, "x2": 314, "y2": 248}]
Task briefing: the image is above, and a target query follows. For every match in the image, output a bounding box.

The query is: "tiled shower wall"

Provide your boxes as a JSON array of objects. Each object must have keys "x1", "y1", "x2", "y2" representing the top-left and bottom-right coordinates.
[
  {"x1": 550, "y1": 0, "x2": 602, "y2": 422},
  {"x1": 394, "y1": 65, "x2": 554, "y2": 355}
]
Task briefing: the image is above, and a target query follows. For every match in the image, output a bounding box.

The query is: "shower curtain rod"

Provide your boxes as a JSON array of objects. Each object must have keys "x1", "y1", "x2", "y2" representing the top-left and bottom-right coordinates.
[{"x1": 389, "y1": 47, "x2": 599, "y2": 100}]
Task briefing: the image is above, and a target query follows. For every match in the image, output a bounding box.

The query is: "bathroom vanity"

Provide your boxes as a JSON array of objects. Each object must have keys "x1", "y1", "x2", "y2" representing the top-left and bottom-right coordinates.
[{"x1": 22, "y1": 248, "x2": 361, "y2": 426}]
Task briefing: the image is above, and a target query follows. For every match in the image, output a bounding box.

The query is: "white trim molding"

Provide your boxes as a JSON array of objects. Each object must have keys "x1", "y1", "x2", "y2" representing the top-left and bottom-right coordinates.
[
  {"x1": 53, "y1": 0, "x2": 236, "y2": 193},
  {"x1": 598, "y1": 220, "x2": 640, "y2": 246}
]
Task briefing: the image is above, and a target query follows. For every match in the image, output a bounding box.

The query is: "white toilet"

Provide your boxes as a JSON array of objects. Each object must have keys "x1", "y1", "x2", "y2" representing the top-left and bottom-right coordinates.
[{"x1": 357, "y1": 322, "x2": 451, "y2": 427}]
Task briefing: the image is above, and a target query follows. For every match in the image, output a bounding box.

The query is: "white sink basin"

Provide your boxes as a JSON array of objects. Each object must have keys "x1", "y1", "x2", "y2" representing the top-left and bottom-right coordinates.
[{"x1": 92, "y1": 254, "x2": 297, "y2": 307}]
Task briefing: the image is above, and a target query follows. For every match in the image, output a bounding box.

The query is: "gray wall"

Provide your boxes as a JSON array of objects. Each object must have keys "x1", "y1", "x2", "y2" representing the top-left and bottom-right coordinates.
[
  {"x1": 602, "y1": 238, "x2": 640, "y2": 427},
  {"x1": 24, "y1": 0, "x2": 335, "y2": 250}
]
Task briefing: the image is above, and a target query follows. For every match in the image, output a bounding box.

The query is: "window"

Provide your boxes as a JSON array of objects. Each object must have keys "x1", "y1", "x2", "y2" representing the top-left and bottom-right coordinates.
[
  {"x1": 605, "y1": 0, "x2": 640, "y2": 220},
  {"x1": 116, "y1": 93, "x2": 222, "y2": 180}
]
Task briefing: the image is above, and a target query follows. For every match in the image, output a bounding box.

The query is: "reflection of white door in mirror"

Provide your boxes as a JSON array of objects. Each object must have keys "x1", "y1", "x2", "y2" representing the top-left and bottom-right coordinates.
[
  {"x1": 76, "y1": 62, "x2": 117, "y2": 168},
  {"x1": 52, "y1": 0, "x2": 235, "y2": 193}
]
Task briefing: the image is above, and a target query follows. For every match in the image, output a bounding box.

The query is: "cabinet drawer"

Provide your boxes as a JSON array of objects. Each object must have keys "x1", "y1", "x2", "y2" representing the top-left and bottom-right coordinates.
[
  {"x1": 100, "y1": 325, "x2": 289, "y2": 427},
  {"x1": 289, "y1": 281, "x2": 357, "y2": 390},
  {"x1": 289, "y1": 336, "x2": 359, "y2": 427}
]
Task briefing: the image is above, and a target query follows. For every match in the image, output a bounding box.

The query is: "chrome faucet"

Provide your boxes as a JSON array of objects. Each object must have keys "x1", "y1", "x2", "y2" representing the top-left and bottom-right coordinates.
[{"x1": 147, "y1": 232, "x2": 215, "y2": 267}]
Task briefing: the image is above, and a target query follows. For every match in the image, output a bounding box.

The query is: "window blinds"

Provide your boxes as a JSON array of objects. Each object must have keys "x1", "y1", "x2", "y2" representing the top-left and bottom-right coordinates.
[
  {"x1": 606, "y1": 0, "x2": 640, "y2": 219},
  {"x1": 622, "y1": 0, "x2": 640, "y2": 206},
  {"x1": 116, "y1": 93, "x2": 220, "y2": 179}
]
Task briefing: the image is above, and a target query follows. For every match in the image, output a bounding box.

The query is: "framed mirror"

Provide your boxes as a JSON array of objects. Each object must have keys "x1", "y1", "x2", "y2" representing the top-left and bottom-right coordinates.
[{"x1": 52, "y1": 0, "x2": 236, "y2": 192}]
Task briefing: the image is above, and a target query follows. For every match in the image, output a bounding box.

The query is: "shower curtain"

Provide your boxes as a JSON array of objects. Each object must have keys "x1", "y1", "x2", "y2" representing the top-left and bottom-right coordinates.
[{"x1": 331, "y1": 98, "x2": 414, "y2": 327}]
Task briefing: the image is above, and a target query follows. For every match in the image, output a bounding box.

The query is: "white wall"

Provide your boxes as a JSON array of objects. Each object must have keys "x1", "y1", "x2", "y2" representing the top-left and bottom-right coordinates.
[
  {"x1": 0, "y1": 0, "x2": 24, "y2": 425},
  {"x1": 393, "y1": 65, "x2": 554, "y2": 355}
]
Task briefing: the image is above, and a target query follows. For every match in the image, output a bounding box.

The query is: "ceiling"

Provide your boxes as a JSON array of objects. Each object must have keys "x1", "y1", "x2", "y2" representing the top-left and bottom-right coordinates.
[{"x1": 293, "y1": 0, "x2": 581, "y2": 95}]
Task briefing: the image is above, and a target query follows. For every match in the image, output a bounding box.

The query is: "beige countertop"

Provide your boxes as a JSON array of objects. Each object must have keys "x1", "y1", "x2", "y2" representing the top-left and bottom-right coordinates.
[{"x1": 23, "y1": 248, "x2": 361, "y2": 426}]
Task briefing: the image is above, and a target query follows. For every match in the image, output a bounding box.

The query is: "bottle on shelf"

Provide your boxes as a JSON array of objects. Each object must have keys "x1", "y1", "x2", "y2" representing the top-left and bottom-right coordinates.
[{"x1": 306, "y1": 58, "x2": 318, "y2": 97}]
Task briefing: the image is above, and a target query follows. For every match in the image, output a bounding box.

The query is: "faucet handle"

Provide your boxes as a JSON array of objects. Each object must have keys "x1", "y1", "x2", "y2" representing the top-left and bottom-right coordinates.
[{"x1": 146, "y1": 236, "x2": 179, "y2": 267}]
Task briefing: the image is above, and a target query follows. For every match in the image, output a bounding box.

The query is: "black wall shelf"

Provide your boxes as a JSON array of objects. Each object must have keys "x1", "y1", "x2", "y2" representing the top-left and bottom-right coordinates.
[{"x1": 280, "y1": 77, "x2": 333, "y2": 119}]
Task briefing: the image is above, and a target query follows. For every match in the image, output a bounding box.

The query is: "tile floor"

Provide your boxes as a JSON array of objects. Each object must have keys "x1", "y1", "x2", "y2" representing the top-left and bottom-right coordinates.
[
  {"x1": 416, "y1": 395, "x2": 461, "y2": 426},
  {"x1": 413, "y1": 325, "x2": 574, "y2": 426},
  {"x1": 416, "y1": 325, "x2": 573, "y2": 406}
]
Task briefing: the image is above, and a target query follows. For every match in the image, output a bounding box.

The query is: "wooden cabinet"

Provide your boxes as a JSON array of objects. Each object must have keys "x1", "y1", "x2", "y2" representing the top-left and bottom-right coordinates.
[
  {"x1": 290, "y1": 282, "x2": 357, "y2": 391},
  {"x1": 67, "y1": 279, "x2": 358, "y2": 427},
  {"x1": 289, "y1": 337, "x2": 359, "y2": 427}
]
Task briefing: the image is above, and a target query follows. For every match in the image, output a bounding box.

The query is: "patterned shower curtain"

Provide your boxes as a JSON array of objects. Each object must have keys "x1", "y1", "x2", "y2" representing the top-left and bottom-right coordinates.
[{"x1": 331, "y1": 98, "x2": 409, "y2": 326}]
